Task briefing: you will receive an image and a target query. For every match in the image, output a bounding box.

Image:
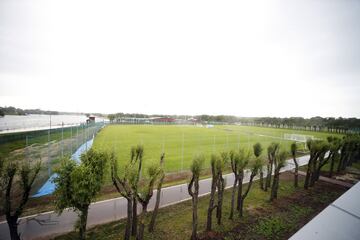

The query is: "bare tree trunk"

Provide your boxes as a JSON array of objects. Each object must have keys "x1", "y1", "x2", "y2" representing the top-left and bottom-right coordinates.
[
  {"x1": 259, "y1": 169, "x2": 264, "y2": 190},
  {"x1": 148, "y1": 175, "x2": 164, "y2": 232},
  {"x1": 206, "y1": 173, "x2": 217, "y2": 231},
  {"x1": 6, "y1": 216, "x2": 20, "y2": 240},
  {"x1": 137, "y1": 204, "x2": 148, "y2": 240},
  {"x1": 265, "y1": 162, "x2": 272, "y2": 191},
  {"x1": 124, "y1": 198, "x2": 133, "y2": 240},
  {"x1": 216, "y1": 175, "x2": 224, "y2": 225},
  {"x1": 293, "y1": 158, "x2": 299, "y2": 188},
  {"x1": 329, "y1": 154, "x2": 335, "y2": 178},
  {"x1": 270, "y1": 171, "x2": 279, "y2": 201},
  {"x1": 236, "y1": 172, "x2": 243, "y2": 212},
  {"x1": 310, "y1": 156, "x2": 318, "y2": 187},
  {"x1": 337, "y1": 150, "x2": 346, "y2": 173},
  {"x1": 132, "y1": 197, "x2": 138, "y2": 236},
  {"x1": 188, "y1": 176, "x2": 199, "y2": 240},
  {"x1": 229, "y1": 176, "x2": 238, "y2": 220},
  {"x1": 239, "y1": 173, "x2": 255, "y2": 217},
  {"x1": 304, "y1": 156, "x2": 313, "y2": 189},
  {"x1": 191, "y1": 193, "x2": 198, "y2": 240},
  {"x1": 239, "y1": 198, "x2": 244, "y2": 217},
  {"x1": 79, "y1": 206, "x2": 89, "y2": 240}
]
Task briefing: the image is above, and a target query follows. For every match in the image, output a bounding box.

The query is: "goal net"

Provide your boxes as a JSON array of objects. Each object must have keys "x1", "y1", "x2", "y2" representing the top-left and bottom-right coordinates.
[
  {"x1": 283, "y1": 134, "x2": 314, "y2": 143},
  {"x1": 283, "y1": 134, "x2": 314, "y2": 152}
]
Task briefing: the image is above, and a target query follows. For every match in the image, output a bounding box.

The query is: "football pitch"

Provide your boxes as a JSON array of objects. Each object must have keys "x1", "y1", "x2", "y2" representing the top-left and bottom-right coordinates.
[{"x1": 93, "y1": 124, "x2": 341, "y2": 173}]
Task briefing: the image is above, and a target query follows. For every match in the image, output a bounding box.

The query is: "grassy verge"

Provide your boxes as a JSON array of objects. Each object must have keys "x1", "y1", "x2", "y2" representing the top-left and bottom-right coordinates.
[{"x1": 53, "y1": 172, "x2": 346, "y2": 240}]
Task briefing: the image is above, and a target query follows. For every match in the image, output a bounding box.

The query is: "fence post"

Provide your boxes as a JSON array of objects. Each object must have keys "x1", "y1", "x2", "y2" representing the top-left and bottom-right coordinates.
[{"x1": 181, "y1": 132, "x2": 184, "y2": 172}]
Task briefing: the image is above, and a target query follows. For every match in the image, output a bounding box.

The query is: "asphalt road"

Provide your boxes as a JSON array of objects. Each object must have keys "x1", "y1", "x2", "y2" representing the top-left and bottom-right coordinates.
[{"x1": 0, "y1": 155, "x2": 310, "y2": 240}]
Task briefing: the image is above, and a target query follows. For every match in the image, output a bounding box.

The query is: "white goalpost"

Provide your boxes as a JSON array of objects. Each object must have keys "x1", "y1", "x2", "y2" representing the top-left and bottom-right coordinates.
[{"x1": 283, "y1": 133, "x2": 314, "y2": 152}]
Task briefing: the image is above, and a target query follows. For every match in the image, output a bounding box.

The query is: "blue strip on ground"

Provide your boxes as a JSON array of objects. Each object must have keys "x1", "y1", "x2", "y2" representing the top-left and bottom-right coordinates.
[{"x1": 32, "y1": 137, "x2": 94, "y2": 197}]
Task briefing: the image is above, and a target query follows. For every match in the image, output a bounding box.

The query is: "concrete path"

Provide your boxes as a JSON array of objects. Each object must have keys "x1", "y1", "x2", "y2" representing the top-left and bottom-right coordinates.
[{"x1": 0, "y1": 155, "x2": 311, "y2": 240}]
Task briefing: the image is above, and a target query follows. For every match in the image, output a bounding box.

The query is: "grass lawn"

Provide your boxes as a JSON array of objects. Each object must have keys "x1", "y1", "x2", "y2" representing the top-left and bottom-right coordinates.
[
  {"x1": 93, "y1": 124, "x2": 341, "y2": 175},
  {"x1": 0, "y1": 125, "x2": 342, "y2": 220},
  {"x1": 54, "y1": 172, "x2": 347, "y2": 240}
]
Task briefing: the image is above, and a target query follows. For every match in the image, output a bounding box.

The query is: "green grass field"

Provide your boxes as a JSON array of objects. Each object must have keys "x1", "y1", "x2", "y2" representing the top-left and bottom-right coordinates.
[{"x1": 93, "y1": 124, "x2": 342, "y2": 173}]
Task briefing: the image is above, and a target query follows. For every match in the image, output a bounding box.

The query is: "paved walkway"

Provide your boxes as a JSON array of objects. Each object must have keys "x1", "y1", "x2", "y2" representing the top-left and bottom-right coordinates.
[{"x1": 0, "y1": 155, "x2": 311, "y2": 240}]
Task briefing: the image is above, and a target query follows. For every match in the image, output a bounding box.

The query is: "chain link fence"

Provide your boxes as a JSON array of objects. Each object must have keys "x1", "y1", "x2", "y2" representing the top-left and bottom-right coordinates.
[{"x1": 0, "y1": 121, "x2": 106, "y2": 196}]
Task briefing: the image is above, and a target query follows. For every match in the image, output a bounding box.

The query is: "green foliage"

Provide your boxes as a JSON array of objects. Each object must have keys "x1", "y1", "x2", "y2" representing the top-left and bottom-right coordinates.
[
  {"x1": 138, "y1": 163, "x2": 161, "y2": 198},
  {"x1": 306, "y1": 138, "x2": 313, "y2": 151},
  {"x1": 54, "y1": 149, "x2": 108, "y2": 213},
  {"x1": 290, "y1": 205, "x2": 312, "y2": 219},
  {"x1": 147, "y1": 163, "x2": 160, "y2": 178},
  {"x1": 253, "y1": 216, "x2": 288, "y2": 240},
  {"x1": 130, "y1": 144, "x2": 144, "y2": 163},
  {"x1": 237, "y1": 148, "x2": 250, "y2": 170},
  {"x1": 220, "y1": 151, "x2": 229, "y2": 164},
  {"x1": 53, "y1": 157, "x2": 76, "y2": 212},
  {"x1": 190, "y1": 155, "x2": 204, "y2": 177},
  {"x1": 210, "y1": 154, "x2": 219, "y2": 167},
  {"x1": 277, "y1": 150, "x2": 288, "y2": 168},
  {"x1": 253, "y1": 142, "x2": 263, "y2": 158},
  {"x1": 250, "y1": 157, "x2": 264, "y2": 174}
]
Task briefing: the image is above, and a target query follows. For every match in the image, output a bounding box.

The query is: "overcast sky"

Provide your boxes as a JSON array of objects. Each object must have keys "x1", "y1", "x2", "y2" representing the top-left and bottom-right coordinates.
[{"x1": 1, "y1": 0, "x2": 359, "y2": 117}]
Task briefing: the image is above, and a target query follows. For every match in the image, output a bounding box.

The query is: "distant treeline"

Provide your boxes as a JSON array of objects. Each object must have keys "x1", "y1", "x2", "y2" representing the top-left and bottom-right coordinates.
[
  {"x1": 235, "y1": 116, "x2": 360, "y2": 132},
  {"x1": 107, "y1": 113, "x2": 360, "y2": 132},
  {"x1": 0, "y1": 106, "x2": 106, "y2": 118},
  {"x1": 0, "y1": 106, "x2": 59, "y2": 116}
]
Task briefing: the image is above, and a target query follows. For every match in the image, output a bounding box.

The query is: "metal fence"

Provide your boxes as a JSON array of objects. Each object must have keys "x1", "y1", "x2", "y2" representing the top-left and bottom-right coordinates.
[{"x1": 0, "y1": 121, "x2": 106, "y2": 195}]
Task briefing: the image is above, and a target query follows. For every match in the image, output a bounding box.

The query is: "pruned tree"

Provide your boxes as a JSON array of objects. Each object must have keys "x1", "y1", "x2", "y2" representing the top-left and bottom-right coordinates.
[
  {"x1": 304, "y1": 139, "x2": 325, "y2": 189},
  {"x1": 310, "y1": 142, "x2": 329, "y2": 187},
  {"x1": 188, "y1": 155, "x2": 204, "y2": 240},
  {"x1": 130, "y1": 145, "x2": 144, "y2": 237},
  {"x1": 229, "y1": 150, "x2": 238, "y2": 220},
  {"x1": 236, "y1": 148, "x2": 250, "y2": 216},
  {"x1": 216, "y1": 151, "x2": 227, "y2": 225},
  {"x1": 313, "y1": 142, "x2": 330, "y2": 182},
  {"x1": 111, "y1": 152, "x2": 137, "y2": 240},
  {"x1": 253, "y1": 143, "x2": 264, "y2": 190},
  {"x1": 290, "y1": 142, "x2": 299, "y2": 187},
  {"x1": 0, "y1": 159, "x2": 41, "y2": 240},
  {"x1": 337, "y1": 134, "x2": 360, "y2": 173},
  {"x1": 54, "y1": 150, "x2": 107, "y2": 240},
  {"x1": 270, "y1": 150, "x2": 287, "y2": 201},
  {"x1": 265, "y1": 142, "x2": 279, "y2": 191},
  {"x1": 206, "y1": 154, "x2": 219, "y2": 231},
  {"x1": 238, "y1": 152, "x2": 262, "y2": 217},
  {"x1": 148, "y1": 153, "x2": 165, "y2": 232},
  {"x1": 136, "y1": 164, "x2": 161, "y2": 240},
  {"x1": 328, "y1": 137, "x2": 342, "y2": 178}
]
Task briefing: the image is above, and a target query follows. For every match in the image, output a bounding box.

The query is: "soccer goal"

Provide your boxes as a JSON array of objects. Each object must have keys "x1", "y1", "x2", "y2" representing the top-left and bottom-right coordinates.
[{"x1": 284, "y1": 134, "x2": 314, "y2": 152}]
